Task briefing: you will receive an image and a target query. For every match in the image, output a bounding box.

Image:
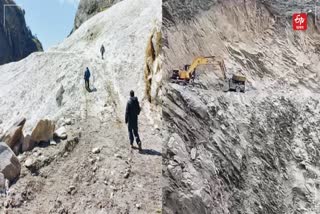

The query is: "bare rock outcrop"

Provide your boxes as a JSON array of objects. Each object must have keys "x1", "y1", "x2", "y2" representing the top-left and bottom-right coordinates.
[
  {"x1": 0, "y1": 0, "x2": 42, "y2": 65},
  {"x1": 72, "y1": 0, "x2": 123, "y2": 32}
]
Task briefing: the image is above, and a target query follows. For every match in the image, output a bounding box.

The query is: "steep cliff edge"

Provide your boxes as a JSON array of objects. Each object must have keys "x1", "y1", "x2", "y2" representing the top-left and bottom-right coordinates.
[
  {"x1": 162, "y1": 0, "x2": 320, "y2": 213},
  {"x1": 0, "y1": 0, "x2": 42, "y2": 65},
  {"x1": 72, "y1": 0, "x2": 123, "y2": 32}
]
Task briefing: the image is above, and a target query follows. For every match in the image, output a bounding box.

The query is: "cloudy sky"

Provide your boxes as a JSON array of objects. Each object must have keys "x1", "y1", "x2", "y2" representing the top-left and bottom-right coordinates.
[{"x1": 14, "y1": 0, "x2": 79, "y2": 50}]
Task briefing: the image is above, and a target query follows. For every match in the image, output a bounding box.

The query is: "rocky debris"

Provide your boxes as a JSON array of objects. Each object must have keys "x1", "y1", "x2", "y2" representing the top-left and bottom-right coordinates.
[
  {"x1": 63, "y1": 118, "x2": 72, "y2": 126},
  {"x1": 136, "y1": 203, "x2": 141, "y2": 209},
  {"x1": 56, "y1": 85, "x2": 65, "y2": 107},
  {"x1": 63, "y1": 152, "x2": 69, "y2": 158},
  {"x1": 0, "y1": 118, "x2": 26, "y2": 155},
  {"x1": 114, "y1": 153, "x2": 122, "y2": 159},
  {"x1": 60, "y1": 136, "x2": 80, "y2": 155},
  {"x1": 92, "y1": 147, "x2": 100, "y2": 154},
  {"x1": 31, "y1": 119, "x2": 55, "y2": 144},
  {"x1": 123, "y1": 169, "x2": 131, "y2": 179},
  {"x1": 92, "y1": 165, "x2": 98, "y2": 172},
  {"x1": 24, "y1": 155, "x2": 53, "y2": 174},
  {"x1": 88, "y1": 157, "x2": 96, "y2": 165},
  {"x1": 0, "y1": 0, "x2": 43, "y2": 65},
  {"x1": 67, "y1": 185, "x2": 76, "y2": 195},
  {"x1": 0, "y1": 142, "x2": 21, "y2": 182},
  {"x1": 54, "y1": 127, "x2": 68, "y2": 140}
]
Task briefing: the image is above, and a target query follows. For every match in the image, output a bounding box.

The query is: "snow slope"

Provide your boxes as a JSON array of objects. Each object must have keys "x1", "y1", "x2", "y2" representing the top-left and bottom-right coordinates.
[{"x1": 0, "y1": 0, "x2": 161, "y2": 133}]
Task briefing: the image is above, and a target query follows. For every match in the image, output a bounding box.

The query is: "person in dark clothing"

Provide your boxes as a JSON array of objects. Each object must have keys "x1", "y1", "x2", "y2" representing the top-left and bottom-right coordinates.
[
  {"x1": 84, "y1": 67, "x2": 91, "y2": 91},
  {"x1": 100, "y1": 45, "x2": 105, "y2": 59},
  {"x1": 125, "y1": 90, "x2": 142, "y2": 150}
]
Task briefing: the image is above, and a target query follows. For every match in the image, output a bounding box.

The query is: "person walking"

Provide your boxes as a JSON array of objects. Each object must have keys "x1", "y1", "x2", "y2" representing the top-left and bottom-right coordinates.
[
  {"x1": 100, "y1": 45, "x2": 105, "y2": 59},
  {"x1": 84, "y1": 67, "x2": 91, "y2": 92},
  {"x1": 125, "y1": 90, "x2": 142, "y2": 151}
]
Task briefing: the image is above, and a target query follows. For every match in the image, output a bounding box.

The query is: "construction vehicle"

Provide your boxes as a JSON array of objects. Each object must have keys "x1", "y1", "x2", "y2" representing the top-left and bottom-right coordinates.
[{"x1": 171, "y1": 56, "x2": 246, "y2": 92}]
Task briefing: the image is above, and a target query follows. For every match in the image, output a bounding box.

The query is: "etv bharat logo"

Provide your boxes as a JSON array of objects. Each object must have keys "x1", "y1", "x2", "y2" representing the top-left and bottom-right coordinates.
[{"x1": 293, "y1": 13, "x2": 308, "y2": 30}]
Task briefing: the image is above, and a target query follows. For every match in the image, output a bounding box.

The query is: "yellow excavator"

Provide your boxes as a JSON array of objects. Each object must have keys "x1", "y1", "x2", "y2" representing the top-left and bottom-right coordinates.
[{"x1": 171, "y1": 56, "x2": 246, "y2": 92}]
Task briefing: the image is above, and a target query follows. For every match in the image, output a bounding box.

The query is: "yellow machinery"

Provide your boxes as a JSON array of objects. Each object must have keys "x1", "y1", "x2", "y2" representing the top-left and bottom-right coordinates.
[{"x1": 171, "y1": 56, "x2": 246, "y2": 92}]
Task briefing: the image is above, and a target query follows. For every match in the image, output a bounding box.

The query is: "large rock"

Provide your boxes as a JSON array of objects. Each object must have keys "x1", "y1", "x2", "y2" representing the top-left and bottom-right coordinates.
[
  {"x1": 0, "y1": 118, "x2": 26, "y2": 155},
  {"x1": 24, "y1": 155, "x2": 53, "y2": 173},
  {"x1": 22, "y1": 134, "x2": 35, "y2": 152},
  {"x1": 54, "y1": 127, "x2": 68, "y2": 140},
  {"x1": 31, "y1": 119, "x2": 55, "y2": 143},
  {"x1": 0, "y1": 0, "x2": 42, "y2": 65},
  {"x1": 0, "y1": 142, "x2": 21, "y2": 182}
]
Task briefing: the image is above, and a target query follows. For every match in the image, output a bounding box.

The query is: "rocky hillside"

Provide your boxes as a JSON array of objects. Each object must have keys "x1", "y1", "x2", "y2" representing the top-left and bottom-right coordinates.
[
  {"x1": 72, "y1": 0, "x2": 123, "y2": 32},
  {"x1": 0, "y1": 0, "x2": 42, "y2": 65},
  {"x1": 162, "y1": 0, "x2": 320, "y2": 213}
]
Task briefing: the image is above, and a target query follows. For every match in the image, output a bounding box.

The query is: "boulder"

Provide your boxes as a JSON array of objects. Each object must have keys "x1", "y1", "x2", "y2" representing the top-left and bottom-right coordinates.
[
  {"x1": 54, "y1": 127, "x2": 68, "y2": 140},
  {"x1": 22, "y1": 134, "x2": 36, "y2": 152},
  {"x1": 24, "y1": 155, "x2": 52, "y2": 173},
  {"x1": 92, "y1": 147, "x2": 100, "y2": 154},
  {"x1": 31, "y1": 119, "x2": 55, "y2": 143},
  {"x1": 0, "y1": 118, "x2": 26, "y2": 155},
  {"x1": 63, "y1": 118, "x2": 72, "y2": 126},
  {"x1": 0, "y1": 142, "x2": 21, "y2": 182},
  {"x1": 0, "y1": 173, "x2": 5, "y2": 195}
]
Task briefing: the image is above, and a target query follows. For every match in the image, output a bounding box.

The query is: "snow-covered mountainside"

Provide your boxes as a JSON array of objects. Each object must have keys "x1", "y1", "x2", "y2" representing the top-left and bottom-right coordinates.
[
  {"x1": 0, "y1": 0, "x2": 162, "y2": 213},
  {"x1": 162, "y1": 0, "x2": 320, "y2": 213},
  {"x1": 0, "y1": 0, "x2": 161, "y2": 133}
]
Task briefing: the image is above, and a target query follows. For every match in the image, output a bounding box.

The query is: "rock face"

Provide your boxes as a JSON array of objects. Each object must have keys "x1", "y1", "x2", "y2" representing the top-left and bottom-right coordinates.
[
  {"x1": 162, "y1": 0, "x2": 320, "y2": 213},
  {"x1": 72, "y1": 0, "x2": 123, "y2": 32},
  {"x1": 0, "y1": 0, "x2": 42, "y2": 65},
  {"x1": 0, "y1": 118, "x2": 26, "y2": 155},
  {"x1": 0, "y1": 142, "x2": 21, "y2": 182}
]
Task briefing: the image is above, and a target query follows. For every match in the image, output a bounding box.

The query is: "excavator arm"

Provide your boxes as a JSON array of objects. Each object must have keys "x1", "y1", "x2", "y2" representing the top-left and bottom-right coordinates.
[{"x1": 184, "y1": 56, "x2": 227, "y2": 80}]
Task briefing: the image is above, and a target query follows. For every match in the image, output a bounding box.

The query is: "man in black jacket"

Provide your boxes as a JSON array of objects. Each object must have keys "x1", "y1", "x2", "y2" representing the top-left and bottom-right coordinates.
[{"x1": 125, "y1": 90, "x2": 142, "y2": 150}]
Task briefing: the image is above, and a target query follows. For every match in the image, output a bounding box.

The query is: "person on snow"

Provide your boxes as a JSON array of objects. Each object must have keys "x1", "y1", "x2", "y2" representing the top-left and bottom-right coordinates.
[
  {"x1": 100, "y1": 45, "x2": 105, "y2": 59},
  {"x1": 84, "y1": 67, "x2": 91, "y2": 91},
  {"x1": 125, "y1": 90, "x2": 142, "y2": 151}
]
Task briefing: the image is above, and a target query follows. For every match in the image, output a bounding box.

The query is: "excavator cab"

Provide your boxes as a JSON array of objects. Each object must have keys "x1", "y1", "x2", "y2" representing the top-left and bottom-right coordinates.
[{"x1": 171, "y1": 56, "x2": 246, "y2": 92}]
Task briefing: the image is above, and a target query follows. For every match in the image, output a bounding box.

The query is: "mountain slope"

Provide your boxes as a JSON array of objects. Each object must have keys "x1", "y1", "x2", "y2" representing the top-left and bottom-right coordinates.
[
  {"x1": 0, "y1": 0, "x2": 162, "y2": 213},
  {"x1": 162, "y1": 0, "x2": 320, "y2": 213},
  {"x1": 0, "y1": 0, "x2": 42, "y2": 65}
]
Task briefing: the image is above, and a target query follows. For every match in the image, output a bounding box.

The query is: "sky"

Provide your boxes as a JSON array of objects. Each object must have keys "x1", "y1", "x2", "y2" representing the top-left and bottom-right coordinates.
[{"x1": 14, "y1": 0, "x2": 79, "y2": 50}]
